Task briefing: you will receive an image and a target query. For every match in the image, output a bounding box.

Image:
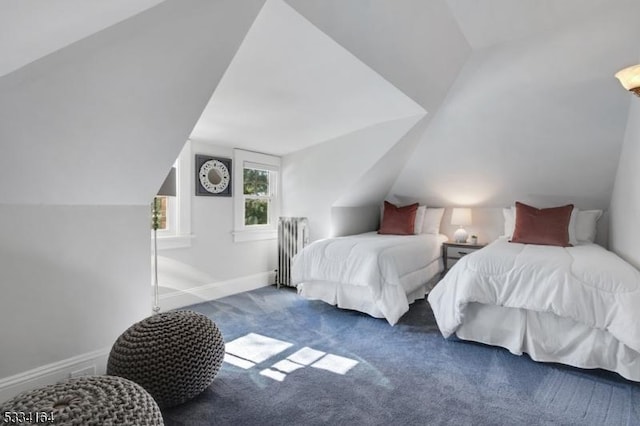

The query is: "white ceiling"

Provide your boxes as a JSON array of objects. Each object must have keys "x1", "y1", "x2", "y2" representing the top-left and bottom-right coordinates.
[
  {"x1": 0, "y1": 0, "x2": 165, "y2": 77},
  {"x1": 0, "y1": 0, "x2": 266, "y2": 205},
  {"x1": 390, "y1": 1, "x2": 640, "y2": 209},
  {"x1": 445, "y1": 0, "x2": 630, "y2": 49},
  {"x1": 2, "y1": 0, "x2": 636, "y2": 159},
  {"x1": 2, "y1": 0, "x2": 633, "y2": 85},
  {"x1": 188, "y1": 0, "x2": 426, "y2": 155}
]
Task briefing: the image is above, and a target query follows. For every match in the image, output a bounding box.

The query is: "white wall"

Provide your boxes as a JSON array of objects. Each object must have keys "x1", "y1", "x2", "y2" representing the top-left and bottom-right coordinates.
[
  {"x1": 280, "y1": 0, "x2": 470, "y2": 241},
  {"x1": 0, "y1": 0, "x2": 265, "y2": 206},
  {"x1": 610, "y1": 97, "x2": 640, "y2": 268},
  {"x1": 390, "y1": 5, "x2": 638, "y2": 213},
  {"x1": 0, "y1": 0, "x2": 265, "y2": 398},
  {"x1": 282, "y1": 117, "x2": 422, "y2": 241},
  {"x1": 157, "y1": 141, "x2": 277, "y2": 307},
  {"x1": 0, "y1": 206, "x2": 149, "y2": 379},
  {"x1": 333, "y1": 117, "x2": 430, "y2": 208}
]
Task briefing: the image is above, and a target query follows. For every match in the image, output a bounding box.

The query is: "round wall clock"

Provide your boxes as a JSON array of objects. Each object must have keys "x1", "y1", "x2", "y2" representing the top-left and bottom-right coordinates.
[{"x1": 195, "y1": 155, "x2": 232, "y2": 196}]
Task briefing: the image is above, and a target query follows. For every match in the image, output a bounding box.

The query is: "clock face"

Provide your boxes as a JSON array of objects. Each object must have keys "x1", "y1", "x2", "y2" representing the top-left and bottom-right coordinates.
[{"x1": 199, "y1": 159, "x2": 230, "y2": 194}]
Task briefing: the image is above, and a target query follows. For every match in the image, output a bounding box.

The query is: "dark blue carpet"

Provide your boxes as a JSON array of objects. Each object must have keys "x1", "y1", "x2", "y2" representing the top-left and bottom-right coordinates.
[{"x1": 162, "y1": 286, "x2": 640, "y2": 425}]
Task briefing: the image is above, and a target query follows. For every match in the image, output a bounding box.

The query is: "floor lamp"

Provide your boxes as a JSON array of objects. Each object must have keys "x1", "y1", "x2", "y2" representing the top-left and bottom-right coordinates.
[{"x1": 152, "y1": 167, "x2": 176, "y2": 313}]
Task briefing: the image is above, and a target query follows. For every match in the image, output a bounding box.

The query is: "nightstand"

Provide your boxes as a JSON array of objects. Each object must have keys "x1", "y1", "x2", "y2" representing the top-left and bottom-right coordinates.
[{"x1": 442, "y1": 241, "x2": 486, "y2": 274}]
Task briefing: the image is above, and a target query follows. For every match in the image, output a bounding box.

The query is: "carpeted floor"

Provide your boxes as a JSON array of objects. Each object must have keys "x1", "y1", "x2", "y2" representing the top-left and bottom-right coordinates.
[{"x1": 162, "y1": 286, "x2": 640, "y2": 426}]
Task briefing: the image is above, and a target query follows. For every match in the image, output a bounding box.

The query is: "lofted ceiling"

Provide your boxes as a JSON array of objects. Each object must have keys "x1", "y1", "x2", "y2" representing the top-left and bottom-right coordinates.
[
  {"x1": 389, "y1": 0, "x2": 640, "y2": 209},
  {"x1": 1, "y1": 0, "x2": 638, "y2": 209},
  {"x1": 191, "y1": 0, "x2": 638, "y2": 156},
  {"x1": 4, "y1": 0, "x2": 635, "y2": 157},
  {"x1": 6, "y1": 0, "x2": 634, "y2": 155},
  {"x1": 444, "y1": 0, "x2": 623, "y2": 49},
  {"x1": 0, "y1": 0, "x2": 166, "y2": 78},
  {"x1": 0, "y1": 0, "x2": 266, "y2": 205},
  {"x1": 188, "y1": 0, "x2": 425, "y2": 155}
]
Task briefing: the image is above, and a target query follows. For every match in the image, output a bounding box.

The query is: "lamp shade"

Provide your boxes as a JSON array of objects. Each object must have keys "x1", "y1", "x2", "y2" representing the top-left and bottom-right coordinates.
[
  {"x1": 157, "y1": 167, "x2": 176, "y2": 197},
  {"x1": 451, "y1": 208, "x2": 472, "y2": 226},
  {"x1": 615, "y1": 64, "x2": 640, "y2": 96}
]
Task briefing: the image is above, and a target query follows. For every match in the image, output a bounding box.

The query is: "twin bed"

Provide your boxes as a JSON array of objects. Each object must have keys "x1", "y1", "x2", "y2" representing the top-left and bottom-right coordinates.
[
  {"x1": 428, "y1": 237, "x2": 640, "y2": 381},
  {"x1": 291, "y1": 202, "x2": 640, "y2": 381},
  {"x1": 292, "y1": 232, "x2": 446, "y2": 325}
]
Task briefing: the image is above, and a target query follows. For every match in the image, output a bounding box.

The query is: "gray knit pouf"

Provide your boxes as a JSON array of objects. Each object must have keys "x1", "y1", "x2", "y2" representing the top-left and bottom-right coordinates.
[
  {"x1": 0, "y1": 375, "x2": 163, "y2": 425},
  {"x1": 106, "y1": 310, "x2": 225, "y2": 408}
]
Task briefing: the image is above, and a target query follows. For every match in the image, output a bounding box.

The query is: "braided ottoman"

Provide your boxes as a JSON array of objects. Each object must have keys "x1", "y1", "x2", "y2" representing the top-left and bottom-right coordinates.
[
  {"x1": 107, "y1": 310, "x2": 225, "y2": 408},
  {"x1": 0, "y1": 375, "x2": 163, "y2": 425}
]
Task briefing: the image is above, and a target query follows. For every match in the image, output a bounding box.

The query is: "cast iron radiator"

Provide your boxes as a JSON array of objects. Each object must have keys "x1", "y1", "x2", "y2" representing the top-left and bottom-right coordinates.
[{"x1": 277, "y1": 217, "x2": 309, "y2": 288}]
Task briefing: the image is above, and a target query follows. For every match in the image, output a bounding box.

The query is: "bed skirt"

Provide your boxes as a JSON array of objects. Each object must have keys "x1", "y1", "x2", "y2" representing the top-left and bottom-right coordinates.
[
  {"x1": 297, "y1": 258, "x2": 441, "y2": 325},
  {"x1": 455, "y1": 303, "x2": 640, "y2": 381}
]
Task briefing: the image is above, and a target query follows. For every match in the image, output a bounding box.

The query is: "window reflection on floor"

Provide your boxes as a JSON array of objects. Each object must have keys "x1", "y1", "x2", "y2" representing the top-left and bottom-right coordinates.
[{"x1": 224, "y1": 333, "x2": 359, "y2": 382}]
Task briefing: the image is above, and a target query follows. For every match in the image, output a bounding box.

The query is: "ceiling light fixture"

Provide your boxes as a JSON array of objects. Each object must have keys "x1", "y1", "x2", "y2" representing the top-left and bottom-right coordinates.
[{"x1": 615, "y1": 64, "x2": 640, "y2": 97}]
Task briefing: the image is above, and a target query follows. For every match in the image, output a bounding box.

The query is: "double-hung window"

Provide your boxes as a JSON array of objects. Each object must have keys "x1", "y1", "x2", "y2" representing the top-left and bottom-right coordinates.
[
  {"x1": 243, "y1": 165, "x2": 275, "y2": 226},
  {"x1": 233, "y1": 149, "x2": 281, "y2": 242},
  {"x1": 154, "y1": 194, "x2": 174, "y2": 232},
  {"x1": 155, "y1": 140, "x2": 192, "y2": 249}
]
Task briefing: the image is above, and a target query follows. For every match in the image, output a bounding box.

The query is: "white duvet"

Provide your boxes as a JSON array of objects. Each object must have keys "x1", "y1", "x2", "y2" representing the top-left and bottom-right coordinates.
[
  {"x1": 292, "y1": 232, "x2": 446, "y2": 324},
  {"x1": 428, "y1": 238, "x2": 640, "y2": 375}
]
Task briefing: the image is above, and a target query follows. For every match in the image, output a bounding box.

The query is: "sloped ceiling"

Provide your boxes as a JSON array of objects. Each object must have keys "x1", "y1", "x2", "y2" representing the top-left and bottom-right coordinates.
[
  {"x1": 0, "y1": 0, "x2": 266, "y2": 205},
  {"x1": 277, "y1": 0, "x2": 471, "y2": 239},
  {"x1": 2, "y1": 0, "x2": 637, "y2": 212},
  {"x1": 190, "y1": 0, "x2": 425, "y2": 155},
  {"x1": 286, "y1": 0, "x2": 471, "y2": 112},
  {"x1": 333, "y1": 116, "x2": 431, "y2": 208},
  {"x1": 282, "y1": 116, "x2": 426, "y2": 241},
  {"x1": 389, "y1": 0, "x2": 640, "y2": 209},
  {"x1": 0, "y1": 0, "x2": 166, "y2": 77},
  {"x1": 445, "y1": 0, "x2": 618, "y2": 49}
]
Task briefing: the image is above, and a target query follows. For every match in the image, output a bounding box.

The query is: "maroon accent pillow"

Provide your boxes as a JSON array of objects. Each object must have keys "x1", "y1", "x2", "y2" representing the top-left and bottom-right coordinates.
[
  {"x1": 511, "y1": 202, "x2": 574, "y2": 247},
  {"x1": 378, "y1": 201, "x2": 419, "y2": 235}
]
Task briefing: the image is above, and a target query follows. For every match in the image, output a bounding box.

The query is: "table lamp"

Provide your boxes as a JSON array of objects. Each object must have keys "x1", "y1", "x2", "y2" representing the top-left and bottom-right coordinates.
[{"x1": 451, "y1": 208, "x2": 471, "y2": 243}]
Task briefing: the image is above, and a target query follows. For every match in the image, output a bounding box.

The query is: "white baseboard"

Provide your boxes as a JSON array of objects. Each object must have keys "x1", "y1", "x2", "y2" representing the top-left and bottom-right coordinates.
[
  {"x1": 0, "y1": 348, "x2": 110, "y2": 403},
  {"x1": 159, "y1": 270, "x2": 275, "y2": 312},
  {"x1": 0, "y1": 272, "x2": 274, "y2": 404}
]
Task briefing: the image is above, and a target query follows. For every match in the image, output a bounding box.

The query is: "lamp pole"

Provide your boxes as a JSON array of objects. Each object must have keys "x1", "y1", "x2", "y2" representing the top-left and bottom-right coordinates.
[
  {"x1": 152, "y1": 166, "x2": 177, "y2": 314},
  {"x1": 152, "y1": 197, "x2": 161, "y2": 314}
]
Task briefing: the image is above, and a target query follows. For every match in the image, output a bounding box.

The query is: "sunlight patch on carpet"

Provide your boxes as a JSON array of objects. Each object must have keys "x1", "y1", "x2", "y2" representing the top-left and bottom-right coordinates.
[
  {"x1": 260, "y1": 368, "x2": 287, "y2": 382},
  {"x1": 225, "y1": 332, "x2": 293, "y2": 364},
  {"x1": 271, "y1": 359, "x2": 305, "y2": 373},
  {"x1": 223, "y1": 353, "x2": 256, "y2": 369},
  {"x1": 287, "y1": 347, "x2": 326, "y2": 366},
  {"x1": 311, "y1": 354, "x2": 359, "y2": 375},
  {"x1": 223, "y1": 333, "x2": 359, "y2": 382}
]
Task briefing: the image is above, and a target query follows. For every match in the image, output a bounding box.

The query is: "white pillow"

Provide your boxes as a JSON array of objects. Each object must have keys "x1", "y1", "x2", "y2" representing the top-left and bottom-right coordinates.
[
  {"x1": 568, "y1": 207, "x2": 579, "y2": 246},
  {"x1": 380, "y1": 203, "x2": 425, "y2": 235},
  {"x1": 422, "y1": 208, "x2": 444, "y2": 234},
  {"x1": 503, "y1": 205, "x2": 580, "y2": 245},
  {"x1": 503, "y1": 207, "x2": 515, "y2": 238},
  {"x1": 414, "y1": 205, "x2": 426, "y2": 235},
  {"x1": 575, "y1": 210, "x2": 602, "y2": 243}
]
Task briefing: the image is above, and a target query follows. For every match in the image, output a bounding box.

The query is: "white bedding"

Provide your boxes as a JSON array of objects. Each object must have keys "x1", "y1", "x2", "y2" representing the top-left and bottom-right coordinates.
[
  {"x1": 292, "y1": 232, "x2": 447, "y2": 325},
  {"x1": 428, "y1": 238, "x2": 640, "y2": 380}
]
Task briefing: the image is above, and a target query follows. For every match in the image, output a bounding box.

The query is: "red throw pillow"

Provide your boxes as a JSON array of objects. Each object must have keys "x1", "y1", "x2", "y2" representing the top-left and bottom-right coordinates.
[
  {"x1": 378, "y1": 201, "x2": 419, "y2": 235},
  {"x1": 511, "y1": 202, "x2": 573, "y2": 247}
]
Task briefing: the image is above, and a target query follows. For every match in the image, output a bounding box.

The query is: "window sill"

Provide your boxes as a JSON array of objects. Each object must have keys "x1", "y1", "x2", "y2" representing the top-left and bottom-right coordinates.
[
  {"x1": 233, "y1": 228, "x2": 277, "y2": 242},
  {"x1": 156, "y1": 234, "x2": 193, "y2": 250}
]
